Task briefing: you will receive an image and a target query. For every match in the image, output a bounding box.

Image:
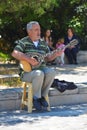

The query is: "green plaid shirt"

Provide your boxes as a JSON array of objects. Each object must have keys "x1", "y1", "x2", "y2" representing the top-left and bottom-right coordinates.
[{"x1": 14, "y1": 36, "x2": 50, "y2": 74}]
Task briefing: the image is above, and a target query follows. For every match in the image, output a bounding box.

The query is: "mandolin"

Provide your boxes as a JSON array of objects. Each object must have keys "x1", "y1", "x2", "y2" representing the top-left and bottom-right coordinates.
[{"x1": 20, "y1": 39, "x2": 78, "y2": 72}]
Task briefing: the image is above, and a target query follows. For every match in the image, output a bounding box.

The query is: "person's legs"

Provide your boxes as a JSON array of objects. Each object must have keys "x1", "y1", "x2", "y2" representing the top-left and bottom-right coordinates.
[
  {"x1": 71, "y1": 48, "x2": 78, "y2": 64},
  {"x1": 21, "y1": 68, "x2": 56, "y2": 110},
  {"x1": 21, "y1": 70, "x2": 44, "y2": 98},
  {"x1": 60, "y1": 52, "x2": 65, "y2": 64},
  {"x1": 55, "y1": 56, "x2": 61, "y2": 65},
  {"x1": 64, "y1": 48, "x2": 73, "y2": 64},
  {"x1": 21, "y1": 70, "x2": 45, "y2": 110},
  {"x1": 41, "y1": 67, "x2": 56, "y2": 97}
]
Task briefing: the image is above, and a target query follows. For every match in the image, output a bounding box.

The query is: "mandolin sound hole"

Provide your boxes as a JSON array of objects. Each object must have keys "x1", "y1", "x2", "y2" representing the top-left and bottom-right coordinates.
[{"x1": 33, "y1": 56, "x2": 39, "y2": 61}]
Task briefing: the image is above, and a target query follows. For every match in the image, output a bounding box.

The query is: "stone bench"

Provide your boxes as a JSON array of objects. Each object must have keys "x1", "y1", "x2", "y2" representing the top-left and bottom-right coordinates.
[
  {"x1": 77, "y1": 51, "x2": 87, "y2": 63},
  {"x1": 0, "y1": 83, "x2": 87, "y2": 111},
  {"x1": 49, "y1": 83, "x2": 87, "y2": 106}
]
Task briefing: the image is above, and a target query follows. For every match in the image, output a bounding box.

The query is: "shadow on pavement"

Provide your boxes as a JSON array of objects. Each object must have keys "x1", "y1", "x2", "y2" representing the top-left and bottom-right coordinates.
[{"x1": 0, "y1": 103, "x2": 87, "y2": 126}]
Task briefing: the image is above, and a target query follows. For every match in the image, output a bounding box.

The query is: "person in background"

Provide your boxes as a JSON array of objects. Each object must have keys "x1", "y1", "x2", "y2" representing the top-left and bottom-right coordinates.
[
  {"x1": 11, "y1": 21, "x2": 63, "y2": 112},
  {"x1": 56, "y1": 38, "x2": 65, "y2": 66},
  {"x1": 64, "y1": 27, "x2": 80, "y2": 64},
  {"x1": 43, "y1": 29, "x2": 56, "y2": 65},
  {"x1": 43, "y1": 29, "x2": 55, "y2": 51}
]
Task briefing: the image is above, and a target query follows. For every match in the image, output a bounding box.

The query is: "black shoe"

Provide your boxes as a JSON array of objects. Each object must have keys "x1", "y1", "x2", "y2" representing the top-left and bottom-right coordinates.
[
  {"x1": 33, "y1": 98, "x2": 42, "y2": 111},
  {"x1": 40, "y1": 97, "x2": 48, "y2": 107}
]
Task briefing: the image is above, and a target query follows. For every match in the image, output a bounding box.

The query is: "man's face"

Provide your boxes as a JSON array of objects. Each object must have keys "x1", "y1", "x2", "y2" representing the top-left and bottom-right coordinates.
[{"x1": 28, "y1": 24, "x2": 41, "y2": 41}]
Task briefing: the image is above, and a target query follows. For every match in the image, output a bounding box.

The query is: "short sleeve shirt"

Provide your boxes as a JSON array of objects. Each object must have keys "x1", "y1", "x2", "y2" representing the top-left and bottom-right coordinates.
[{"x1": 14, "y1": 36, "x2": 50, "y2": 72}]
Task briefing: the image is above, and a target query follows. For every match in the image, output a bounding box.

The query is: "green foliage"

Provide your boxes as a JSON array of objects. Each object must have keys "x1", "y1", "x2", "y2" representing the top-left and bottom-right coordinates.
[
  {"x1": 0, "y1": 0, "x2": 87, "y2": 51},
  {"x1": 0, "y1": 52, "x2": 9, "y2": 59},
  {"x1": 67, "y1": 16, "x2": 83, "y2": 34},
  {"x1": 0, "y1": 51, "x2": 11, "y2": 62}
]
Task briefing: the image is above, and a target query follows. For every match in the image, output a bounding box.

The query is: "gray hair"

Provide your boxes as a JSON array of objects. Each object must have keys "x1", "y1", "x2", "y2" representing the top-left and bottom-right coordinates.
[{"x1": 26, "y1": 21, "x2": 39, "y2": 31}]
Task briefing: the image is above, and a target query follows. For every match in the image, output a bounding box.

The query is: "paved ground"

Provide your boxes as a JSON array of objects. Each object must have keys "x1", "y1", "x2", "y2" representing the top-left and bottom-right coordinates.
[
  {"x1": 0, "y1": 63, "x2": 87, "y2": 130},
  {"x1": 0, "y1": 104, "x2": 87, "y2": 130}
]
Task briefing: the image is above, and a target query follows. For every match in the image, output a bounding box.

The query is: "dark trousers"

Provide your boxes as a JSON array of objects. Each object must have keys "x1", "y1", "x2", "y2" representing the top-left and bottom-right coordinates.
[{"x1": 64, "y1": 48, "x2": 78, "y2": 64}]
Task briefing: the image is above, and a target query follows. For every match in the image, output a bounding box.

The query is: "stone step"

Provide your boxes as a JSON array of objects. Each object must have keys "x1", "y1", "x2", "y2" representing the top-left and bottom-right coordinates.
[
  {"x1": 49, "y1": 84, "x2": 87, "y2": 106},
  {"x1": 0, "y1": 84, "x2": 87, "y2": 111},
  {"x1": 0, "y1": 68, "x2": 18, "y2": 75},
  {"x1": 0, "y1": 50, "x2": 87, "y2": 75},
  {"x1": 77, "y1": 51, "x2": 87, "y2": 63},
  {"x1": 0, "y1": 74, "x2": 20, "y2": 86},
  {"x1": 0, "y1": 64, "x2": 18, "y2": 75}
]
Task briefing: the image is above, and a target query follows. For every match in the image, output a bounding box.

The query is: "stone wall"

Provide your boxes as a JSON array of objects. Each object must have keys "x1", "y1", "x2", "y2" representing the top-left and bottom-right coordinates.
[{"x1": 77, "y1": 51, "x2": 87, "y2": 63}]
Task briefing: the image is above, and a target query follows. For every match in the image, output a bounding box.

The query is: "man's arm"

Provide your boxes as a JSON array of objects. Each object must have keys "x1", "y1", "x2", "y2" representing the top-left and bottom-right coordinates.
[
  {"x1": 45, "y1": 50, "x2": 63, "y2": 62},
  {"x1": 12, "y1": 50, "x2": 28, "y2": 61},
  {"x1": 11, "y1": 50, "x2": 39, "y2": 66}
]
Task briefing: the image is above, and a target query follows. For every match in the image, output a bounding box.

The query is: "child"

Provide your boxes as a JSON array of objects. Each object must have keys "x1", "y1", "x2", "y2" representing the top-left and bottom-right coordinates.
[{"x1": 56, "y1": 38, "x2": 65, "y2": 66}]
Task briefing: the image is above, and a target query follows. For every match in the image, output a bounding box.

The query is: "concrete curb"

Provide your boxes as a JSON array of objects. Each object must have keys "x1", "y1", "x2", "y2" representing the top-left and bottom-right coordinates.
[{"x1": 0, "y1": 84, "x2": 87, "y2": 111}]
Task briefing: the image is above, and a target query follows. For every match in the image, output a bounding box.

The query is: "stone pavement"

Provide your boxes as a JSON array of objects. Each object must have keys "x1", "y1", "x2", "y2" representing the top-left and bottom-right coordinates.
[
  {"x1": 0, "y1": 103, "x2": 87, "y2": 130},
  {"x1": 55, "y1": 63, "x2": 87, "y2": 83}
]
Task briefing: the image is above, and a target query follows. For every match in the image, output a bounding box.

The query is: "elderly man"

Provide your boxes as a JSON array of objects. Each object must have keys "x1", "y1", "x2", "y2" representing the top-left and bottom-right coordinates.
[{"x1": 12, "y1": 21, "x2": 63, "y2": 111}]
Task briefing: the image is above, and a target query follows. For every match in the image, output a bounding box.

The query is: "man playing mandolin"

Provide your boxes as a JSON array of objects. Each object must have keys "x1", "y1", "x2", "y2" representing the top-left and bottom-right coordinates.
[{"x1": 12, "y1": 21, "x2": 64, "y2": 111}]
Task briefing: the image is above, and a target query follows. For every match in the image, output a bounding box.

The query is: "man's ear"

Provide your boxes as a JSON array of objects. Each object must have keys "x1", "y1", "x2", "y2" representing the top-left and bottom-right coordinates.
[
  {"x1": 27, "y1": 30, "x2": 31, "y2": 36},
  {"x1": 27, "y1": 29, "x2": 30, "y2": 34}
]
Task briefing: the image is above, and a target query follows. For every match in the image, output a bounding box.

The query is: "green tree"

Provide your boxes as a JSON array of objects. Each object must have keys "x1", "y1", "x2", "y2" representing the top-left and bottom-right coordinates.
[
  {"x1": 0, "y1": 0, "x2": 58, "y2": 53},
  {"x1": 0, "y1": 0, "x2": 87, "y2": 53}
]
